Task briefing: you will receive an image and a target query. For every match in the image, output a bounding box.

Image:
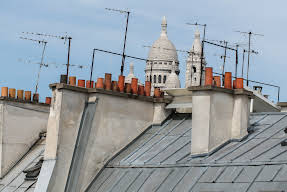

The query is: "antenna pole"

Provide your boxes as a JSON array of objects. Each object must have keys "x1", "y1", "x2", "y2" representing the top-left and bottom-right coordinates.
[
  {"x1": 120, "y1": 11, "x2": 130, "y2": 76},
  {"x1": 246, "y1": 32, "x2": 251, "y2": 86},
  {"x1": 235, "y1": 44, "x2": 239, "y2": 78},
  {"x1": 222, "y1": 41, "x2": 228, "y2": 85},
  {"x1": 66, "y1": 37, "x2": 72, "y2": 83},
  {"x1": 234, "y1": 30, "x2": 263, "y2": 86},
  {"x1": 242, "y1": 49, "x2": 245, "y2": 77},
  {"x1": 35, "y1": 42, "x2": 47, "y2": 94},
  {"x1": 90, "y1": 49, "x2": 96, "y2": 88},
  {"x1": 199, "y1": 24, "x2": 206, "y2": 85}
]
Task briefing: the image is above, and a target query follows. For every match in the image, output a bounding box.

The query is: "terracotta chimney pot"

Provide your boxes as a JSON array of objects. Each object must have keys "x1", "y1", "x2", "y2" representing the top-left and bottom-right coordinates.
[
  {"x1": 236, "y1": 78, "x2": 244, "y2": 89},
  {"x1": 118, "y1": 75, "x2": 125, "y2": 92},
  {"x1": 25, "y1": 91, "x2": 31, "y2": 101},
  {"x1": 69, "y1": 76, "x2": 76, "y2": 86},
  {"x1": 9, "y1": 88, "x2": 16, "y2": 98},
  {"x1": 1, "y1": 87, "x2": 8, "y2": 97},
  {"x1": 96, "y1": 78, "x2": 104, "y2": 89},
  {"x1": 112, "y1": 81, "x2": 118, "y2": 92},
  {"x1": 104, "y1": 73, "x2": 112, "y2": 90},
  {"x1": 154, "y1": 88, "x2": 161, "y2": 98},
  {"x1": 205, "y1": 67, "x2": 213, "y2": 86},
  {"x1": 17, "y1": 90, "x2": 24, "y2": 100},
  {"x1": 131, "y1": 78, "x2": 138, "y2": 94},
  {"x1": 224, "y1": 72, "x2": 232, "y2": 89},
  {"x1": 138, "y1": 85, "x2": 144, "y2": 96},
  {"x1": 144, "y1": 81, "x2": 151, "y2": 96},
  {"x1": 213, "y1": 76, "x2": 221, "y2": 87},
  {"x1": 78, "y1": 79, "x2": 85, "y2": 87},
  {"x1": 125, "y1": 83, "x2": 131, "y2": 93},
  {"x1": 86, "y1": 80, "x2": 94, "y2": 88},
  {"x1": 45, "y1": 97, "x2": 51, "y2": 105}
]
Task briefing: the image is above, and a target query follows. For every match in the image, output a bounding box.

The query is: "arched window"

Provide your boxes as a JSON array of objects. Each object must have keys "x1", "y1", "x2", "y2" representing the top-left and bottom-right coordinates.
[
  {"x1": 154, "y1": 75, "x2": 157, "y2": 83},
  {"x1": 193, "y1": 67, "x2": 196, "y2": 73},
  {"x1": 163, "y1": 75, "x2": 167, "y2": 83},
  {"x1": 158, "y1": 75, "x2": 162, "y2": 83}
]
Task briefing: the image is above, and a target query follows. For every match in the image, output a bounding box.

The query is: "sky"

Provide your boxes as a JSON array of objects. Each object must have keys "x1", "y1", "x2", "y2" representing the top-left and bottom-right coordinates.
[{"x1": 0, "y1": 0, "x2": 286, "y2": 102}]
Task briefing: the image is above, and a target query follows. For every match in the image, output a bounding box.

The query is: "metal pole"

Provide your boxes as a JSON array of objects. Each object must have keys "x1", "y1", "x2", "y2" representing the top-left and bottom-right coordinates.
[
  {"x1": 242, "y1": 49, "x2": 245, "y2": 77},
  {"x1": 246, "y1": 32, "x2": 251, "y2": 86},
  {"x1": 235, "y1": 45, "x2": 239, "y2": 78},
  {"x1": 66, "y1": 37, "x2": 72, "y2": 83},
  {"x1": 90, "y1": 49, "x2": 95, "y2": 88},
  {"x1": 35, "y1": 42, "x2": 47, "y2": 94},
  {"x1": 199, "y1": 24, "x2": 206, "y2": 86},
  {"x1": 222, "y1": 41, "x2": 227, "y2": 85},
  {"x1": 121, "y1": 11, "x2": 130, "y2": 76}
]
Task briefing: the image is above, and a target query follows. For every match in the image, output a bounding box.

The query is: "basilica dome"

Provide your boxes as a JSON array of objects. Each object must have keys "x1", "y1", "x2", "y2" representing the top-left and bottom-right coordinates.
[{"x1": 147, "y1": 17, "x2": 178, "y2": 62}]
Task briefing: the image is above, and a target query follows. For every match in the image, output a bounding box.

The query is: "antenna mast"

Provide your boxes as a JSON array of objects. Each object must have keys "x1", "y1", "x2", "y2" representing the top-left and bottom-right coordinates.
[
  {"x1": 22, "y1": 32, "x2": 72, "y2": 83},
  {"x1": 105, "y1": 8, "x2": 130, "y2": 76},
  {"x1": 234, "y1": 30, "x2": 263, "y2": 86},
  {"x1": 20, "y1": 37, "x2": 47, "y2": 96}
]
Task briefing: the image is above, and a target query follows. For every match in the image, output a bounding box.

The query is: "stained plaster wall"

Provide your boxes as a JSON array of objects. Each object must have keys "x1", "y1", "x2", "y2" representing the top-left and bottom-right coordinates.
[
  {"x1": 191, "y1": 88, "x2": 251, "y2": 156},
  {"x1": 0, "y1": 100, "x2": 49, "y2": 178},
  {"x1": 40, "y1": 86, "x2": 166, "y2": 192}
]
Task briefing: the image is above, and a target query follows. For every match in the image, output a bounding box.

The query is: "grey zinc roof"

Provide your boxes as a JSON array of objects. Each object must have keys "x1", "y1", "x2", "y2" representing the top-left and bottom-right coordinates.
[
  {"x1": 86, "y1": 112, "x2": 287, "y2": 192},
  {"x1": 0, "y1": 138, "x2": 45, "y2": 192}
]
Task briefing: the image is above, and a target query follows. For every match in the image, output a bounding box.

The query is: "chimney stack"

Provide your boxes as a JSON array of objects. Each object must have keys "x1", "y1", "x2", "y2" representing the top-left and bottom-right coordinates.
[{"x1": 190, "y1": 77, "x2": 253, "y2": 156}]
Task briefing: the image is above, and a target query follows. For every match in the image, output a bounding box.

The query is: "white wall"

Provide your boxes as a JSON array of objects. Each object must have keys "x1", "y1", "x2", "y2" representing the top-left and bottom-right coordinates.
[
  {"x1": 0, "y1": 100, "x2": 49, "y2": 178},
  {"x1": 39, "y1": 85, "x2": 167, "y2": 192}
]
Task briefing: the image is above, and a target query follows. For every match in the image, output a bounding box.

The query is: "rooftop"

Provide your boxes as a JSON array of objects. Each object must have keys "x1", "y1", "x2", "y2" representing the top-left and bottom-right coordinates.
[{"x1": 86, "y1": 112, "x2": 287, "y2": 192}]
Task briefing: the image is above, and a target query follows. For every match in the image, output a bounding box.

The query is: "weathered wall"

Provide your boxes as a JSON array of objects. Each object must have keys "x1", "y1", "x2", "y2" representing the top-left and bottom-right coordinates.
[
  {"x1": 45, "y1": 89, "x2": 87, "y2": 192},
  {"x1": 77, "y1": 93, "x2": 154, "y2": 192},
  {"x1": 191, "y1": 87, "x2": 253, "y2": 156},
  {"x1": 38, "y1": 85, "x2": 166, "y2": 192},
  {"x1": 0, "y1": 100, "x2": 49, "y2": 178}
]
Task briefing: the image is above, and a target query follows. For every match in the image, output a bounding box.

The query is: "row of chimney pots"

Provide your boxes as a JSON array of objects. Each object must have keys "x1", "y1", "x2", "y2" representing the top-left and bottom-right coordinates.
[
  {"x1": 0, "y1": 87, "x2": 51, "y2": 105},
  {"x1": 204, "y1": 67, "x2": 244, "y2": 89},
  {"x1": 61, "y1": 73, "x2": 163, "y2": 98}
]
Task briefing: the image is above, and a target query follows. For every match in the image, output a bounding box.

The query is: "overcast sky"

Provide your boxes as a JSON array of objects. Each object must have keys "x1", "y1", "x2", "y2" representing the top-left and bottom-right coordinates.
[{"x1": 1, "y1": 0, "x2": 286, "y2": 102}]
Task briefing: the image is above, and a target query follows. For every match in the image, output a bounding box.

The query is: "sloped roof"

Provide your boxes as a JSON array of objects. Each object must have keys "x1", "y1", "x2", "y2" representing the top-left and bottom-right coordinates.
[
  {"x1": 0, "y1": 138, "x2": 45, "y2": 192},
  {"x1": 86, "y1": 112, "x2": 287, "y2": 192}
]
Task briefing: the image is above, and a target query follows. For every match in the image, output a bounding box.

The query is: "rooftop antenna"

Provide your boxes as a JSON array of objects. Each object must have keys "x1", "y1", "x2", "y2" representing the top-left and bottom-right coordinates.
[
  {"x1": 20, "y1": 37, "x2": 47, "y2": 96},
  {"x1": 241, "y1": 48, "x2": 258, "y2": 78},
  {"x1": 105, "y1": 8, "x2": 130, "y2": 76},
  {"x1": 22, "y1": 32, "x2": 72, "y2": 83},
  {"x1": 234, "y1": 30, "x2": 263, "y2": 86},
  {"x1": 90, "y1": 49, "x2": 96, "y2": 88},
  {"x1": 186, "y1": 22, "x2": 207, "y2": 85}
]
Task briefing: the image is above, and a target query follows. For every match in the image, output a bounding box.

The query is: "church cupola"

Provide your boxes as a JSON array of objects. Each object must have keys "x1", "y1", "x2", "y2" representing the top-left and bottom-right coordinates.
[{"x1": 145, "y1": 16, "x2": 180, "y2": 92}]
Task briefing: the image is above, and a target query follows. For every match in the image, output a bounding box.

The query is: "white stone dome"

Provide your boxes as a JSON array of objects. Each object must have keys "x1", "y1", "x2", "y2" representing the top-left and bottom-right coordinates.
[
  {"x1": 147, "y1": 16, "x2": 178, "y2": 62},
  {"x1": 165, "y1": 61, "x2": 181, "y2": 88}
]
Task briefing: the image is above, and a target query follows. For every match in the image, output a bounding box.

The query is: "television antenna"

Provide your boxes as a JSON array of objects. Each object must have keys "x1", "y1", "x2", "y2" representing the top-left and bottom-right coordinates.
[
  {"x1": 22, "y1": 32, "x2": 72, "y2": 83},
  {"x1": 105, "y1": 8, "x2": 130, "y2": 76},
  {"x1": 20, "y1": 37, "x2": 47, "y2": 96},
  {"x1": 234, "y1": 30, "x2": 263, "y2": 86}
]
